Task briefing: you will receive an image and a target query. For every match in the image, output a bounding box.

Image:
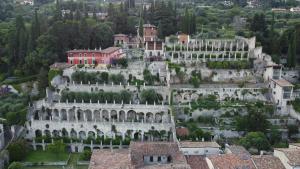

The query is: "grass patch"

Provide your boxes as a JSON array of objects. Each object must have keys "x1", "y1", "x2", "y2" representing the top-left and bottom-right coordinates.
[{"x1": 23, "y1": 150, "x2": 69, "y2": 163}]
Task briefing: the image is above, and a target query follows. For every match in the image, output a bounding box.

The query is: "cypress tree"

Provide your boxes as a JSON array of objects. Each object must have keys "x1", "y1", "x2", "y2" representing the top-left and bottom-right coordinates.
[
  {"x1": 287, "y1": 31, "x2": 297, "y2": 68},
  {"x1": 54, "y1": 0, "x2": 62, "y2": 21}
]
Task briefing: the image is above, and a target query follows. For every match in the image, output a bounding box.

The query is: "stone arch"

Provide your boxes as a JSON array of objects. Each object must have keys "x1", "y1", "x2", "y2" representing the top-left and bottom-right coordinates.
[
  {"x1": 133, "y1": 131, "x2": 142, "y2": 140},
  {"x1": 191, "y1": 93, "x2": 199, "y2": 101},
  {"x1": 79, "y1": 131, "x2": 87, "y2": 140},
  {"x1": 119, "y1": 110, "x2": 126, "y2": 122},
  {"x1": 77, "y1": 109, "x2": 84, "y2": 121},
  {"x1": 88, "y1": 131, "x2": 96, "y2": 139},
  {"x1": 53, "y1": 109, "x2": 59, "y2": 121},
  {"x1": 34, "y1": 110, "x2": 40, "y2": 120},
  {"x1": 155, "y1": 112, "x2": 162, "y2": 123},
  {"x1": 61, "y1": 109, "x2": 67, "y2": 121},
  {"x1": 44, "y1": 130, "x2": 51, "y2": 137},
  {"x1": 183, "y1": 93, "x2": 191, "y2": 101},
  {"x1": 146, "y1": 112, "x2": 154, "y2": 123},
  {"x1": 223, "y1": 94, "x2": 230, "y2": 100},
  {"x1": 85, "y1": 109, "x2": 93, "y2": 122},
  {"x1": 137, "y1": 112, "x2": 145, "y2": 122},
  {"x1": 70, "y1": 129, "x2": 77, "y2": 139},
  {"x1": 44, "y1": 108, "x2": 52, "y2": 120},
  {"x1": 111, "y1": 110, "x2": 118, "y2": 121},
  {"x1": 94, "y1": 110, "x2": 101, "y2": 122},
  {"x1": 62, "y1": 128, "x2": 68, "y2": 137},
  {"x1": 68, "y1": 109, "x2": 76, "y2": 121},
  {"x1": 127, "y1": 110, "x2": 136, "y2": 122},
  {"x1": 35, "y1": 129, "x2": 42, "y2": 137},
  {"x1": 102, "y1": 110, "x2": 109, "y2": 122},
  {"x1": 52, "y1": 130, "x2": 60, "y2": 137},
  {"x1": 97, "y1": 130, "x2": 104, "y2": 138}
]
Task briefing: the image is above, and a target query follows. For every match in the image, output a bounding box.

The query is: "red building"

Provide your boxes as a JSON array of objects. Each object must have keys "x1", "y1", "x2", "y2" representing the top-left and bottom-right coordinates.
[
  {"x1": 67, "y1": 47, "x2": 123, "y2": 65},
  {"x1": 143, "y1": 24, "x2": 157, "y2": 42}
]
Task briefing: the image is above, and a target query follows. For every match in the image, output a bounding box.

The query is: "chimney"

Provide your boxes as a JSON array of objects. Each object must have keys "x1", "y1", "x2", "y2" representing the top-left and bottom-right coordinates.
[{"x1": 260, "y1": 151, "x2": 264, "y2": 157}]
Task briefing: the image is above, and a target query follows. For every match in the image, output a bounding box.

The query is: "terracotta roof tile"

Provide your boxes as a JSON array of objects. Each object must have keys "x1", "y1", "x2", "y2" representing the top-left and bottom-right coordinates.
[
  {"x1": 251, "y1": 155, "x2": 285, "y2": 169},
  {"x1": 89, "y1": 149, "x2": 133, "y2": 169},
  {"x1": 207, "y1": 154, "x2": 256, "y2": 169},
  {"x1": 275, "y1": 148, "x2": 300, "y2": 166},
  {"x1": 180, "y1": 141, "x2": 220, "y2": 148},
  {"x1": 186, "y1": 156, "x2": 209, "y2": 169},
  {"x1": 130, "y1": 142, "x2": 188, "y2": 168}
]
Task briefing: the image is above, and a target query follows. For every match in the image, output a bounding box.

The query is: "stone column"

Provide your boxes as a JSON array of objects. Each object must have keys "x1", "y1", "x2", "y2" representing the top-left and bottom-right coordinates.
[{"x1": 59, "y1": 110, "x2": 62, "y2": 121}]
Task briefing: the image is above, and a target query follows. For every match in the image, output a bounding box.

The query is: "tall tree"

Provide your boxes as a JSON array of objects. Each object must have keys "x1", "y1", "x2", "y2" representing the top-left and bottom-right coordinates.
[
  {"x1": 53, "y1": 0, "x2": 62, "y2": 21},
  {"x1": 287, "y1": 31, "x2": 296, "y2": 67}
]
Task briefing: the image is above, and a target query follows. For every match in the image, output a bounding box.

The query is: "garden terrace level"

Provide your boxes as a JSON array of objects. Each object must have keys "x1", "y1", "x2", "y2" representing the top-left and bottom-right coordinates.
[
  {"x1": 29, "y1": 101, "x2": 171, "y2": 124},
  {"x1": 58, "y1": 82, "x2": 170, "y2": 102},
  {"x1": 172, "y1": 87, "x2": 268, "y2": 104},
  {"x1": 168, "y1": 51, "x2": 250, "y2": 63},
  {"x1": 27, "y1": 101, "x2": 174, "y2": 141}
]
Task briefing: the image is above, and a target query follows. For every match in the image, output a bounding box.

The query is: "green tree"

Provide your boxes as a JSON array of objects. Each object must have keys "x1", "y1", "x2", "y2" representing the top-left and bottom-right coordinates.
[
  {"x1": 287, "y1": 31, "x2": 297, "y2": 68},
  {"x1": 47, "y1": 141, "x2": 66, "y2": 154},
  {"x1": 239, "y1": 132, "x2": 271, "y2": 152},
  {"x1": 236, "y1": 105, "x2": 270, "y2": 133},
  {"x1": 287, "y1": 125, "x2": 299, "y2": 138},
  {"x1": 8, "y1": 162, "x2": 24, "y2": 169},
  {"x1": 80, "y1": 149, "x2": 92, "y2": 161},
  {"x1": 37, "y1": 67, "x2": 49, "y2": 93},
  {"x1": 140, "y1": 89, "x2": 162, "y2": 104},
  {"x1": 8, "y1": 139, "x2": 28, "y2": 162}
]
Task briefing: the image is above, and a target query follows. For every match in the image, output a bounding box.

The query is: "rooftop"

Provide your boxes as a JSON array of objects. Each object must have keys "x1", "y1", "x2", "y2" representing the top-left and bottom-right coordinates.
[
  {"x1": 272, "y1": 79, "x2": 294, "y2": 87},
  {"x1": 114, "y1": 34, "x2": 128, "y2": 37},
  {"x1": 89, "y1": 149, "x2": 132, "y2": 169},
  {"x1": 251, "y1": 155, "x2": 285, "y2": 169},
  {"x1": 207, "y1": 154, "x2": 256, "y2": 169},
  {"x1": 130, "y1": 142, "x2": 188, "y2": 168},
  {"x1": 101, "y1": 47, "x2": 121, "y2": 54},
  {"x1": 275, "y1": 148, "x2": 300, "y2": 166},
  {"x1": 289, "y1": 143, "x2": 300, "y2": 148},
  {"x1": 186, "y1": 156, "x2": 209, "y2": 169},
  {"x1": 176, "y1": 127, "x2": 189, "y2": 137},
  {"x1": 143, "y1": 24, "x2": 156, "y2": 28},
  {"x1": 225, "y1": 145, "x2": 251, "y2": 156},
  {"x1": 180, "y1": 141, "x2": 220, "y2": 148},
  {"x1": 67, "y1": 47, "x2": 121, "y2": 54},
  {"x1": 49, "y1": 62, "x2": 72, "y2": 70}
]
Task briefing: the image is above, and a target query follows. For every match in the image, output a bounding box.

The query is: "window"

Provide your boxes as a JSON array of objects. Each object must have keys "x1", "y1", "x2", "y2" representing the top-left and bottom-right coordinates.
[
  {"x1": 158, "y1": 156, "x2": 161, "y2": 162},
  {"x1": 84, "y1": 53, "x2": 87, "y2": 57},
  {"x1": 84, "y1": 60, "x2": 87, "y2": 64},
  {"x1": 167, "y1": 156, "x2": 172, "y2": 162},
  {"x1": 150, "y1": 156, "x2": 153, "y2": 162},
  {"x1": 79, "y1": 60, "x2": 82, "y2": 64},
  {"x1": 70, "y1": 60, "x2": 73, "y2": 64},
  {"x1": 79, "y1": 53, "x2": 82, "y2": 57},
  {"x1": 92, "y1": 53, "x2": 95, "y2": 57}
]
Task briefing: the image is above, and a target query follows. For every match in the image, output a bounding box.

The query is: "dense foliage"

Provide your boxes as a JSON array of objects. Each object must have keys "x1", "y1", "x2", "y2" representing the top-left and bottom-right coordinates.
[
  {"x1": 0, "y1": 94, "x2": 28, "y2": 125},
  {"x1": 8, "y1": 139, "x2": 28, "y2": 162},
  {"x1": 239, "y1": 132, "x2": 271, "y2": 152},
  {"x1": 207, "y1": 60, "x2": 252, "y2": 69},
  {"x1": 71, "y1": 71, "x2": 125, "y2": 84}
]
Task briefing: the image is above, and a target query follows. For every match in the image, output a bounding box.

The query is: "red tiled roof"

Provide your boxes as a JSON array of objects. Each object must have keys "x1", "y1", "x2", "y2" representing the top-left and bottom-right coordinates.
[
  {"x1": 180, "y1": 141, "x2": 220, "y2": 148},
  {"x1": 89, "y1": 149, "x2": 133, "y2": 169},
  {"x1": 176, "y1": 127, "x2": 189, "y2": 137},
  {"x1": 275, "y1": 148, "x2": 300, "y2": 166},
  {"x1": 130, "y1": 142, "x2": 188, "y2": 168},
  {"x1": 252, "y1": 155, "x2": 285, "y2": 169},
  {"x1": 186, "y1": 156, "x2": 209, "y2": 169},
  {"x1": 207, "y1": 154, "x2": 256, "y2": 169}
]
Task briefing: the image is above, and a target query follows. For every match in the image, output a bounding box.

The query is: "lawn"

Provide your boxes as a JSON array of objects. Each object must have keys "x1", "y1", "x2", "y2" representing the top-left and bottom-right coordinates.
[{"x1": 23, "y1": 150, "x2": 69, "y2": 163}]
